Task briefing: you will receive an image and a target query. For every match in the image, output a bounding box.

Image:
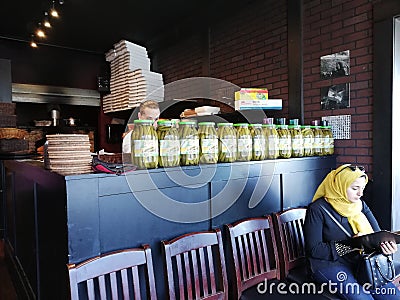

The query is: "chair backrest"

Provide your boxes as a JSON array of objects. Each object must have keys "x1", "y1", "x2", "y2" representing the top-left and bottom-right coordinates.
[
  {"x1": 273, "y1": 207, "x2": 307, "y2": 279},
  {"x1": 68, "y1": 244, "x2": 157, "y2": 300},
  {"x1": 161, "y1": 229, "x2": 228, "y2": 300},
  {"x1": 226, "y1": 216, "x2": 279, "y2": 300}
]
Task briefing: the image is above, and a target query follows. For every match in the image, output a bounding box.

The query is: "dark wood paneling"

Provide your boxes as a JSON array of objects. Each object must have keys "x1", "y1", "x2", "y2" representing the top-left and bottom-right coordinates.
[{"x1": 287, "y1": 0, "x2": 303, "y2": 123}]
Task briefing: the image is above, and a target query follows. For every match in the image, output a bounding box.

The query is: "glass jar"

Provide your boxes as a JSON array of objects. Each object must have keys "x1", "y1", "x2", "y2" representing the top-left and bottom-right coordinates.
[
  {"x1": 262, "y1": 124, "x2": 279, "y2": 159},
  {"x1": 157, "y1": 120, "x2": 180, "y2": 167},
  {"x1": 301, "y1": 125, "x2": 314, "y2": 157},
  {"x1": 234, "y1": 123, "x2": 252, "y2": 161},
  {"x1": 198, "y1": 122, "x2": 218, "y2": 164},
  {"x1": 178, "y1": 121, "x2": 199, "y2": 166},
  {"x1": 217, "y1": 123, "x2": 237, "y2": 163},
  {"x1": 131, "y1": 119, "x2": 158, "y2": 169},
  {"x1": 289, "y1": 125, "x2": 304, "y2": 158},
  {"x1": 276, "y1": 125, "x2": 291, "y2": 158},
  {"x1": 249, "y1": 123, "x2": 266, "y2": 160},
  {"x1": 312, "y1": 125, "x2": 324, "y2": 156},
  {"x1": 321, "y1": 125, "x2": 334, "y2": 155}
]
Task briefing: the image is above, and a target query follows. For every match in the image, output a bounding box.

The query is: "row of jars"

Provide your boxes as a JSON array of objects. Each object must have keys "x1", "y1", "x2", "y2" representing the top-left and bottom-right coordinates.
[{"x1": 130, "y1": 119, "x2": 334, "y2": 169}]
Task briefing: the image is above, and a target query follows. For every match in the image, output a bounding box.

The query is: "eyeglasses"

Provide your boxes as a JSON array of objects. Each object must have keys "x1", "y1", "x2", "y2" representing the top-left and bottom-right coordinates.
[{"x1": 336, "y1": 165, "x2": 365, "y2": 177}]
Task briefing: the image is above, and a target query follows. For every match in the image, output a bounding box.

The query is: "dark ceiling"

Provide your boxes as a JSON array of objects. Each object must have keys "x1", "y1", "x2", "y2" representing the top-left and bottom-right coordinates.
[{"x1": 0, "y1": 0, "x2": 253, "y2": 54}]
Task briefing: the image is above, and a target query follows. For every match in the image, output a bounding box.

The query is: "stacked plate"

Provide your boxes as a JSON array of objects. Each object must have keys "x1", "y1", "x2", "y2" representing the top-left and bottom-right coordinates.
[
  {"x1": 44, "y1": 134, "x2": 92, "y2": 175},
  {"x1": 103, "y1": 40, "x2": 164, "y2": 113}
]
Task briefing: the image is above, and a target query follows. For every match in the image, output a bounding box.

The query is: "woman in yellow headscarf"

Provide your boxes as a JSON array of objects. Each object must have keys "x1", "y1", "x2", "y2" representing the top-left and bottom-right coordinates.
[{"x1": 304, "y1": 164, "x2": 399, "y2": 299}]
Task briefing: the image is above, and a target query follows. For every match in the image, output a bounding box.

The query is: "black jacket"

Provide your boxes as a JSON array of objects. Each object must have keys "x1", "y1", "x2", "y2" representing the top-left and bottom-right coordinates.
[{"x1": 304, "y1": 198, "x2": 380, "y2": 274}]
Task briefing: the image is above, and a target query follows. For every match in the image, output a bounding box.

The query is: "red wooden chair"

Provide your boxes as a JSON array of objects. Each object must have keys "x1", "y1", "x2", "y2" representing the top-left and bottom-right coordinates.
[
  {"x1": 68, "y1": 244, "x2": 157, "y2": 300},
  {"x1": 273, "y1": 207, "x2": 307, "y2": 282},
  {"x1": 226, "y1": 216, "x2": 280, "y2": 300},
  {"x1": 161, "y1": 229, "x2": 228, "y2": 300}
]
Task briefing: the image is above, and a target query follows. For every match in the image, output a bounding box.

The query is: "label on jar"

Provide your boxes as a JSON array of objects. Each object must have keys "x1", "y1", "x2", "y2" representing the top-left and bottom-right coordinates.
[
  {"x1": 201, "y1": 138, "x2": 218, "y2": 154},
  {"x1": 220, "y1": 138, "x2": 236, "y2": 157},
  {"x1": 292, "y1": 137, "x2": 303, "y2": 150},
  {"x1": 133, "y1": 140, "x2": 158, "y2": 157},
  {"x1": 237, "y1": 137, "x2": 252, "y2": 154},
  {"x1": 268, "y1": 137, "x2": 278, "y2": 151},
  {"x1": 253, "y1": 136, "x2": 265, "y2": 153},
  {"x1": 180, "y1": 138, "x2": 199, "y2": 155},
  {"x1": 159, "y1": 140, "x2": 180, "y2": 156},
  {"x1": 304, "y1": 137, "x2": 313, "y2": 149}
]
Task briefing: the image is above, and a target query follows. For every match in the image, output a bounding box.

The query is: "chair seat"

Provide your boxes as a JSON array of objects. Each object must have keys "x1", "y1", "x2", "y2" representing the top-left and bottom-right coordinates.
[{"x1": 286, "y1": 265, "x2": 310, "y2": 283}]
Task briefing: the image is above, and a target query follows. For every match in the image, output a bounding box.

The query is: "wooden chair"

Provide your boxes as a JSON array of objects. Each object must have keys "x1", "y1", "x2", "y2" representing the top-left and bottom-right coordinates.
[
  {"x1": 226, "y1": 216, "x2": 280, "y2": 300},
  {"x1": 68, "y1": 244, "x2": 157, "y2": 300},
  {"x1": 161, "y1": 229, "x2": 228, "y2": 300},
  {"x1": 273, "y1": 207, "x2": 307, "y2": 282}
]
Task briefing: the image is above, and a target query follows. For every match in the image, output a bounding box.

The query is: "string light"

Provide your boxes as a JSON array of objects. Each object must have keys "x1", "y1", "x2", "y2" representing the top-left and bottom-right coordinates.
[
  {"x1": 35, "y1": 23, "x2": 46, "y2": 38},
  {"x1": 30, "y1": 35, "x2": 38, "y2": 48},
  {"x1": 28, "y1": 0, "x2": 65, "y2": 48},
  {"x1": 43, "y1": 12, "x2": 51, "y2": 28},
  {"x1": 50, "y1": 1, "x2": 59, "y2": 18}
]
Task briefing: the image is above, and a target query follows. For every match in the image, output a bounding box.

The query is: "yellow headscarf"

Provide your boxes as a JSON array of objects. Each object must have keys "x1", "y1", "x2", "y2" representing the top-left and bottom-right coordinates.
[{"x1": 312, "y1": 164, "x2": 373, "y2": 235}]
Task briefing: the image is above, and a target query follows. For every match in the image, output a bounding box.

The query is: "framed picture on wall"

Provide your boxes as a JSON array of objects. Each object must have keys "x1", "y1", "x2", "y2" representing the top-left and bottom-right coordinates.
[
  {"x1": 320, "y1": 50, "x2": 350, "y2": 79},
  {"x1": 321, "y1": 83, "x2": 350, "y2": 110}
]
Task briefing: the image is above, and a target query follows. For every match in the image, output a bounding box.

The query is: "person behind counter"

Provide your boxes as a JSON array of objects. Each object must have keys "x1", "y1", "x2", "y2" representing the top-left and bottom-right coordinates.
[
  {"x1": 304, "y1": 164, "x2": 400, "y2": 299},
  {"x1": 122, "y1": 100, "x2": 160, "y2": 153}
]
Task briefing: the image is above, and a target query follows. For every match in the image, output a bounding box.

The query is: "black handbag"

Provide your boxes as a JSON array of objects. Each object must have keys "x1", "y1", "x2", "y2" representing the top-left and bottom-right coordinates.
[
  {"x1": 320, "y1": 205, "x2": 398, "y2": 289},
  {"x1": 356, "y1": 251, "x2": 396, "y2": 289}
]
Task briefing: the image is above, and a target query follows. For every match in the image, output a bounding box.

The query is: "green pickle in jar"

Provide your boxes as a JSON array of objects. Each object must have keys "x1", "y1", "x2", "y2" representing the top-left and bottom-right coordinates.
[
  {"x1": 321, "y1": 125, "x2": 334, "y2": 155},
  {"x1": 312, "y1": 125, "x2": 324, "y2": 156},
  {"x1": 157, "y1": 120, "x2": 180, "y2": 167},
  {"x1": 217, "y1": 123, "x2": 237, "y2": 162},
  {"x1": 131, "y1": 119, "x2": 159, "y2": 169},
  {"x1": 178, "y1": 121, "x2": 199, "y2": 166},
  {"x1": 198, "y1": 122, "x2": 218, "y2": 164},
  {"x1": 289, "y1": 125, "x2": 304, "y2": 158},
  {"x1": 249, "y1": 124, "x2": 266, "y2": 160},
  {"x1": 276, "y1": 125, "x2": 291, "y2": 158},
  {"x1": 234, "y1": 123, "x2": 252, "y2": 161},
  {"x1": 262, "y1": 124, "x2": 279, "y2": 159},
  {"x1": 301, "y1": 125, "x2": 314, "y2": 156}
]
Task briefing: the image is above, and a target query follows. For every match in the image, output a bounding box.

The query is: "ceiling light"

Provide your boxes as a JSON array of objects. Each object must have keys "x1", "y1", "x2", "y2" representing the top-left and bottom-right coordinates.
[
  {"x1": 35, "y1": 24, "x2": 46, "y2": 38},
  {"x1": 30, "y1": 35, "x2": 38, "y2": 48},
  {"x1": 50, "y1": 1, "x2": 59, "y2": 18},
  {"x1": 43, "y1": 12, "x2": 51, "y2": 28}
]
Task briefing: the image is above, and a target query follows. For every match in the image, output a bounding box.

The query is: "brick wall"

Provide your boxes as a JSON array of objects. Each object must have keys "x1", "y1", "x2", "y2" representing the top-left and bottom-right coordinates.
[
  {"x1": 303, "y1": 0, "x2": 374, "y2": 174},
  {"x1": 155, "y1": 35, "x2": 204, "y2": 84},
  {"x1": 155, "y1": 0, "x2": 375, "y2": 176},
  {"x1": 156, "y1": 0, "x2": 288, "y2": 115},
  {"x1": 209, "y1": 0, "x2": 288, "y2": 108}
]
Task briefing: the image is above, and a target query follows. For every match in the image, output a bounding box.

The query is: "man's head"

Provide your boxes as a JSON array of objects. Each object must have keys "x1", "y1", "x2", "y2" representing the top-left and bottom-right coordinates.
[{"x1": 138, "y1": 100, "x2": 160, "y2": 122}]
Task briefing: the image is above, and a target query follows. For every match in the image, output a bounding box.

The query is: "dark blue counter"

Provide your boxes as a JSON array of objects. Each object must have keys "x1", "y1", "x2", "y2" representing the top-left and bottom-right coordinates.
[{"x1": 2, "y1": 156, "x2": 335, "y2": 299}]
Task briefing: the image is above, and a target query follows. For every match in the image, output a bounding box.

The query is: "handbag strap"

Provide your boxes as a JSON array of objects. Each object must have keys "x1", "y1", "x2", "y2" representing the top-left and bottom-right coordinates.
[{"x1": 320, "y1": 204, "x2": 352, "y2": 238}]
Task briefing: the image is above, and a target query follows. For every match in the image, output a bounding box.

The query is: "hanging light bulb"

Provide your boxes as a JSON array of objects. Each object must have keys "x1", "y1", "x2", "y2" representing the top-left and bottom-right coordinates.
[
  {"x1": 35, "y1": 23, "x2": 46, "y2": 38},
  {"x1": 50, "y1": 1, "x2": 59, "y2": 18},
  {"x1": 43, "y1": 12, "x2": 51, "y2": 28},
  {"x1": 30, "y1": 35, "x2": 38, "y2": 48}
]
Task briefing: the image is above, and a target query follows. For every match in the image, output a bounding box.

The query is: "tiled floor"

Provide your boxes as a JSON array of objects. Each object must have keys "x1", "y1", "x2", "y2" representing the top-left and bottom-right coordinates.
[{"x1": 0, "y1": 241, "x2": 18, "y2": 300}]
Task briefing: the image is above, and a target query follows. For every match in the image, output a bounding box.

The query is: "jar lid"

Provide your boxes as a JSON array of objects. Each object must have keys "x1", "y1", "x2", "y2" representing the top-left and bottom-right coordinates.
[
  {"x1": 233, "y1": 123, "x2": 249, "y2": 127},
  {"x1": 179, "y1": 121, "x2": 196, "y2": 125},
  {"x1": 134, "y1": 119, "x2": 154, "y2": 124},
  {"x1": 198, "y1": 122, "x2": 215, "y2": 126},
  {"x1": 217, "y1": 123, "x2": 233, "y2": 126},
  {"x1": 249, "y1": 123, "x2": 262, "y2": 127},
  {"x1": 157, "y1": 120, "x2": 173, "y2": 126}
]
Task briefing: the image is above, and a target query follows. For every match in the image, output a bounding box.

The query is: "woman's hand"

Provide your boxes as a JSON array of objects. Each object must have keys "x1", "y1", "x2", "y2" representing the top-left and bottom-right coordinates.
[{"x1": 380, "y1": 240, "x2": 398, "y2": 255}]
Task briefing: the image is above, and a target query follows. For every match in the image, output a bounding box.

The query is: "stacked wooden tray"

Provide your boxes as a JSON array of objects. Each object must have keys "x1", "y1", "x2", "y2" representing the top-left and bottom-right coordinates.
[{"x1": 44, "y1": 134, "x2": 92, "y2": 175}]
